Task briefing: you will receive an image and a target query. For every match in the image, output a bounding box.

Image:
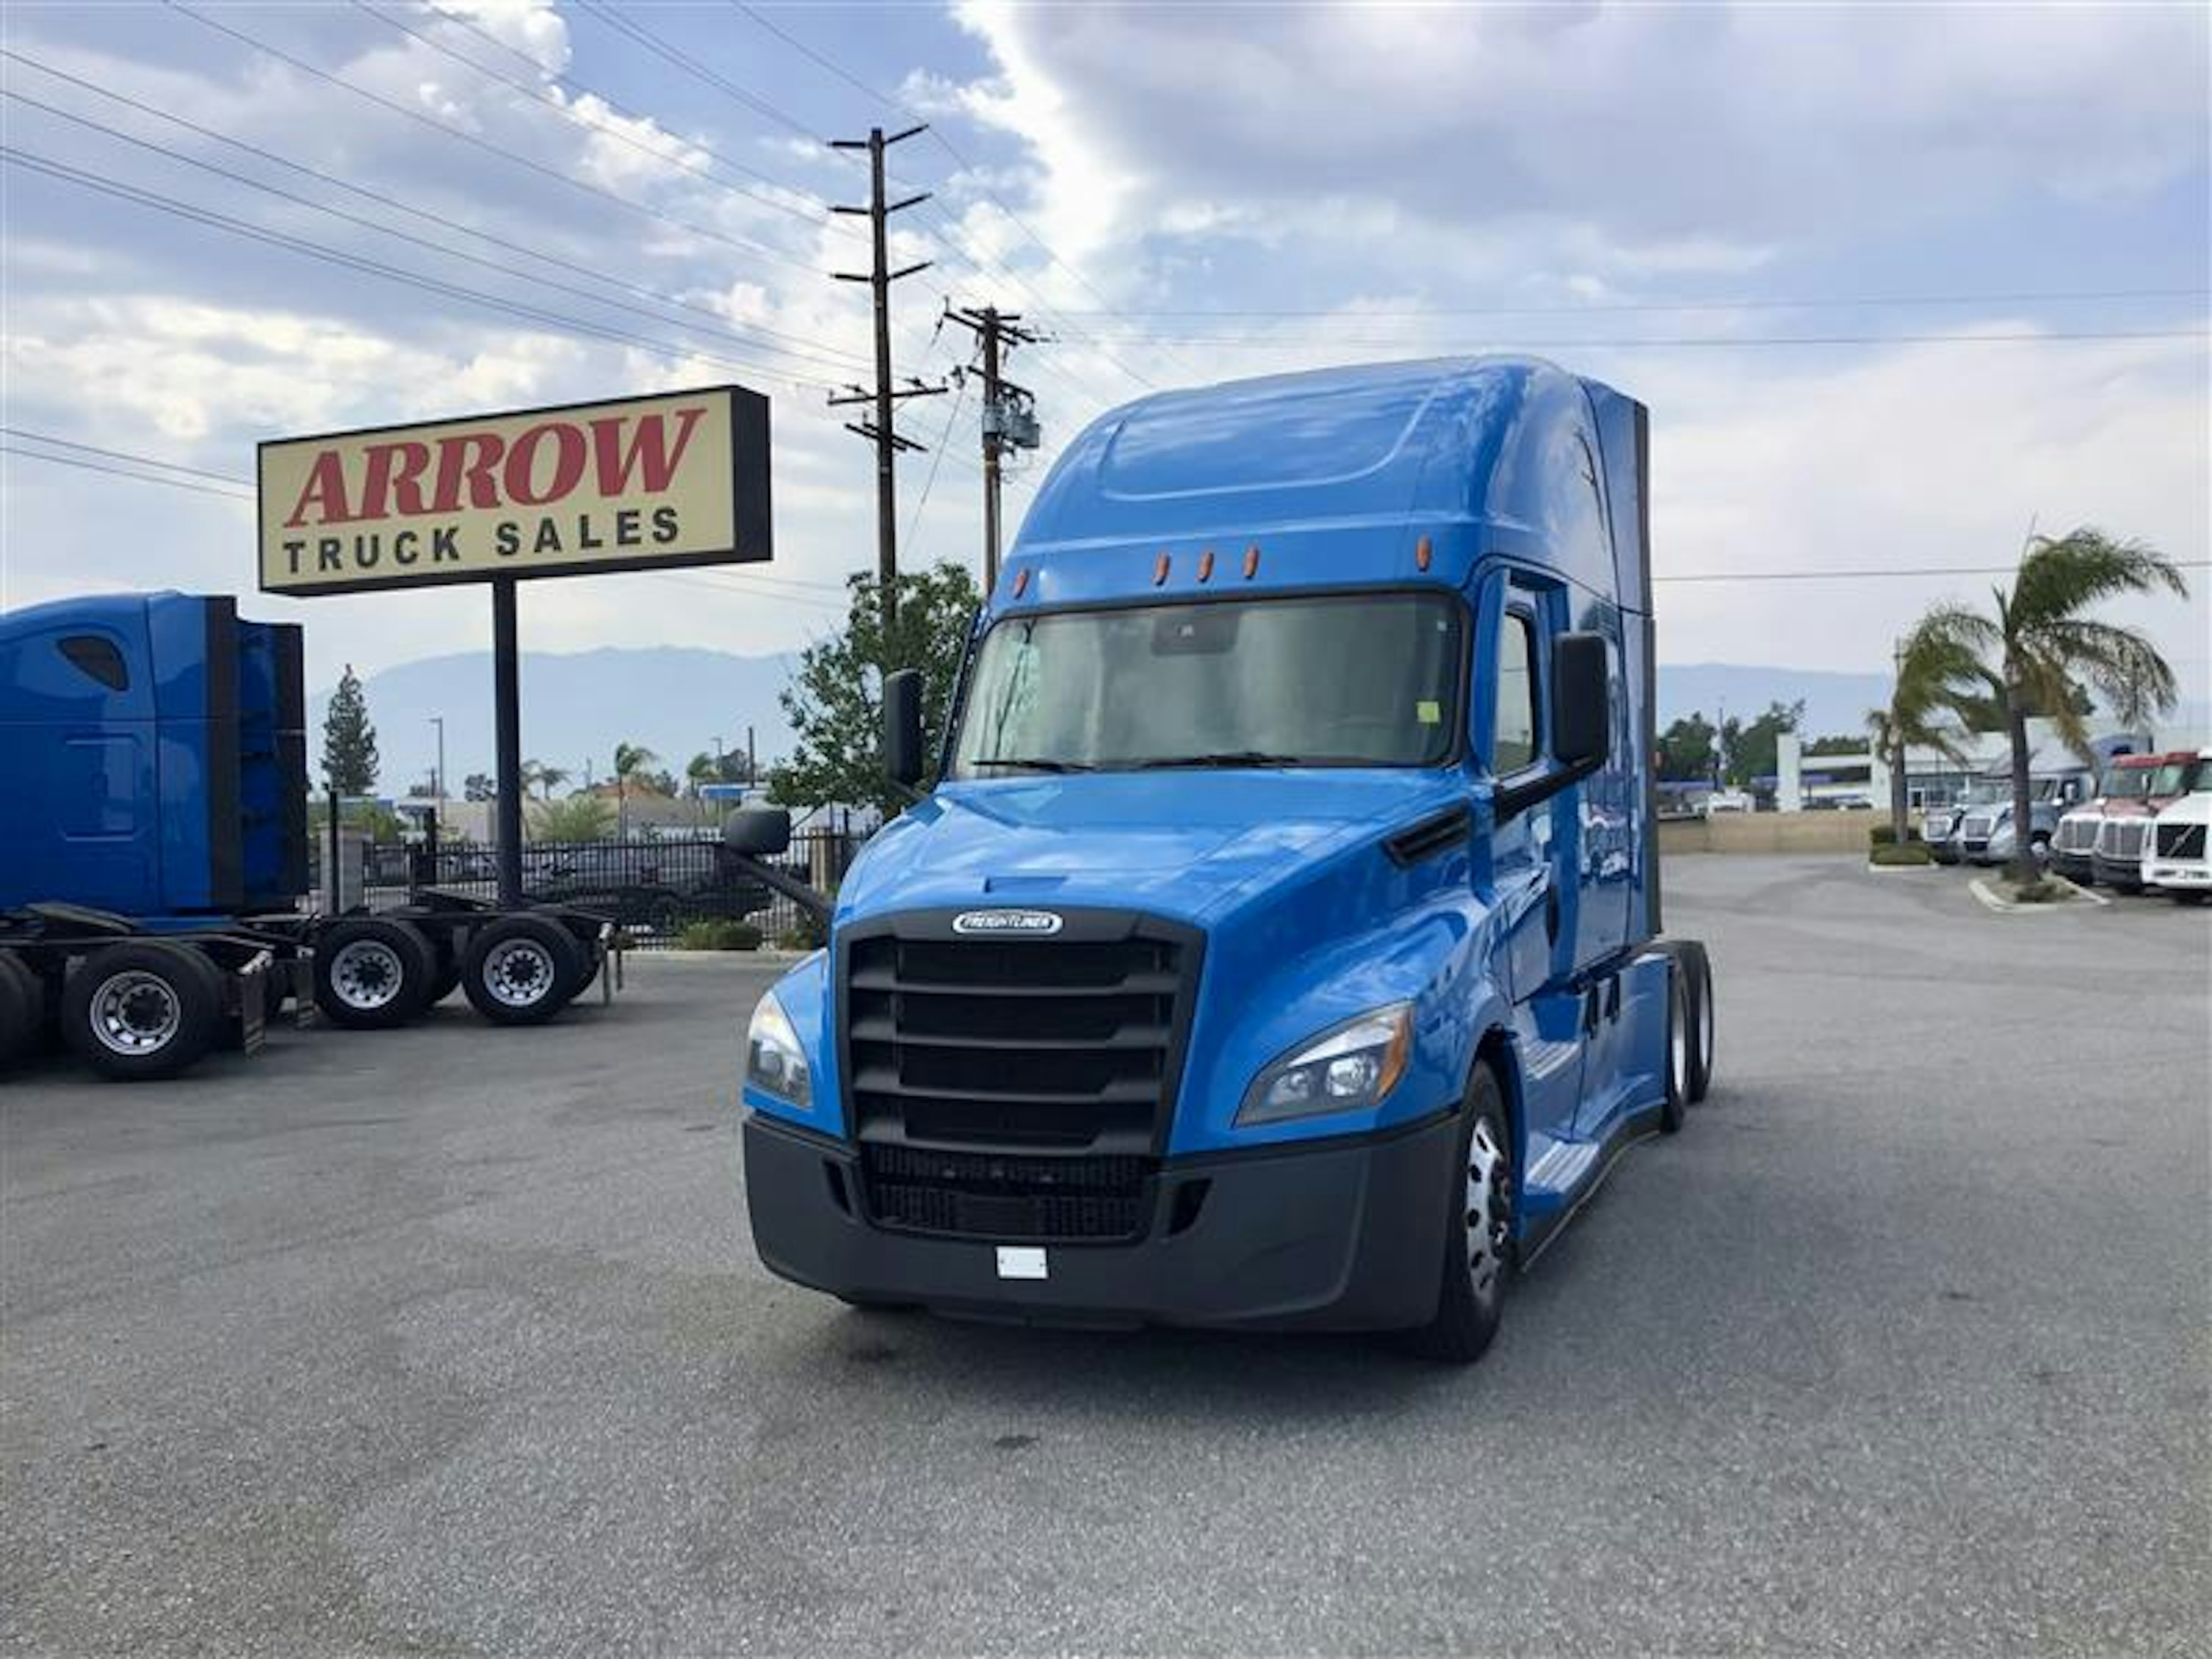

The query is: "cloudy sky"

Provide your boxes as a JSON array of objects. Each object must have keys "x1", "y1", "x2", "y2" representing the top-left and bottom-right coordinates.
[{"x1": 3, "y1": 1, "x2": 2207, "y2": 737}]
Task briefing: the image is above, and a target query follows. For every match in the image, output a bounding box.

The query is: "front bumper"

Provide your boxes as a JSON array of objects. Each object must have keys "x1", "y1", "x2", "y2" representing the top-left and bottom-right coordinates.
[
  {"x1": 2051, "y1": 849, "x2": 2094, "y2": 882},
  {"x1": 2093, "y1": 854, "x2": 2147, "y2": 888},
  {"x1": 2146, "y1": 862, "x2": 2212, "y2": 888},
  {"x1": 742, "y1": 1110, "x2": 1459, "y2": 1332}
]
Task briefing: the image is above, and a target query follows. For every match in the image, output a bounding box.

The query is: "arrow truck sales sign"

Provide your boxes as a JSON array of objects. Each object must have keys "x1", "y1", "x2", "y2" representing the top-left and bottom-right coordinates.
[{"x1": 257, "y1": 385, "x2": 770, "y2": 596}]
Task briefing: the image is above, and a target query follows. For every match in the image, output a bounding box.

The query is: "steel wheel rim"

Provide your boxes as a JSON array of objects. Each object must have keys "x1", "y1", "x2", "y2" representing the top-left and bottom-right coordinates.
[
  {"x1": 330, "y1": 939, "x2": 406, "y2": 1010},
  {"x1": 483, "y1": 938, "x2": 556, "y2": 1007},
  {"x1": 1699, "y1": 976, "x2": 1714, "y2": 1074},
  {"x1": 90, "y1": 970, "x2": 180, "y2": 1056},
  {"x1": 1465, "y1": 1116, "x2": 1510, "y2": 1299}
]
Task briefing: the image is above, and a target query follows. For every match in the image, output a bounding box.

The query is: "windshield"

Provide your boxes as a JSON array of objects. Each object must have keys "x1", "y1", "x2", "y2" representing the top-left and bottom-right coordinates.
[
  {"x1": 2152, "y1": 759, "x2": 2204, "y2": 796},
  {"x1": 2104, "y1": 766, "x2": 2154, "y2": 800},
  {"x1": 952, "y1": 592, "x2": 1466, "y2": 775}
]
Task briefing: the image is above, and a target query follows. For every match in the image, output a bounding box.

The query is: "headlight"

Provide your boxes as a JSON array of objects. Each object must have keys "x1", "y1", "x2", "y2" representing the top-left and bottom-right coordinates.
[
  {"x1": 745, "y1": 993, "x2": 811, "y2": 1106},
  {"x1": 1238, "y1": 1002, "x2": 1412, "y2": 1125}
]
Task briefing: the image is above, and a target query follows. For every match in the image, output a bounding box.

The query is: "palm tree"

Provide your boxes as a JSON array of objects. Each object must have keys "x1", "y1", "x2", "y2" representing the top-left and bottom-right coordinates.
[
  {"x1": 1916, "y1": 528, "x2": 2188, "y2": 883},
  {"x1": 612, "y1": 742, "x2": 658, "y2": 839},
  {"x1": 521, "y1": 759, "x2": 569, "y2": 802},
  {"x1": 1868, "y1": 616, "x2": 1980, "y2": 848}
]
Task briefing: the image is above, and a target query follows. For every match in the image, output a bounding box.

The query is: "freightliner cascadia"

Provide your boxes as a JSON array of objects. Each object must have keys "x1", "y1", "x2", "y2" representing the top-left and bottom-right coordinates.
[{"x1": 728, "y1": 358, "x2": 1717, "y2": 1363}]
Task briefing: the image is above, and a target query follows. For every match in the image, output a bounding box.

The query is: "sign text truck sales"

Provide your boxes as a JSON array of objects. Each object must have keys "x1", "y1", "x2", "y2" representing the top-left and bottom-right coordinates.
[{"x1": 257, "y1": 386, "x2": 771, "y2": 596}]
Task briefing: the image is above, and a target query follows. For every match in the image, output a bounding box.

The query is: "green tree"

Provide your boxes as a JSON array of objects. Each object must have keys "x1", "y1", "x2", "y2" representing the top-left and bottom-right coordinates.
[
  {"x1": 1868, "y1": 617, "x2": 1981, "y2": 847},
  {"x1": 1803, "y1": 734, "x2": 1866, "y2": 757},
  {"x1": 1656, "y1": 713, "x2": 1718, "y2": 782},
  {"x1": 462, "y1": 771, "x2": 496, "y2": 804},
  {"x1": 685, "y1": 751, "x2": 720, "y2": 798},
  {"x1": 322, "y1": 664, "x2": 378, "y2": 794},
  {"x1": 612, "y1": 741, "x2": 658, "y2": 837},
  {"x1": 532, "y1": 793, "x2": 615, "y2": 843},
  {"x1": 770, "y1": 563, "x2": 982, "y2": 816},
  {"x1": 1916, "y1": 528, "x2": 2188, "y2": 883},
  {"x1": 1719, "y1": 700, "x2": 1804, "y2": 788},
  {"x1": 521, "y1": 759, "x2": 569, "y2": 801}
]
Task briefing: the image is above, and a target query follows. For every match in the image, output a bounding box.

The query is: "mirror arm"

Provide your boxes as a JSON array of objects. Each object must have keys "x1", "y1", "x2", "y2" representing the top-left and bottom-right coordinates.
[
  {"x1": 1492, "y1": 753, "x2": 1605, "y2": 825},
  {"x1": 724, "y1": 852, "x2": 832, "y2": 925}
]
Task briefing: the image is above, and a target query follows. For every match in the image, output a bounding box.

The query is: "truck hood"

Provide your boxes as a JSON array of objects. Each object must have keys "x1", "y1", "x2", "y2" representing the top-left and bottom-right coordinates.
[{"x1": 836, "y1": 770, "x2": 1466, "y2": 926}]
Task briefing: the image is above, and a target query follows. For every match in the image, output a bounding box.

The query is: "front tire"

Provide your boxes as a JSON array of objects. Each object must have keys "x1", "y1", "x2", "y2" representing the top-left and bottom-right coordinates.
[
  {"x1": 1678, "y1": 941, "x2": 1714, "y2": 1103},
  {"x1": 1405, "y1": 1065, "x2": 1513, "y2": 1365},
  {"x1": 1659, "y1": 964, "x2": 1690, "y2": 1134}
]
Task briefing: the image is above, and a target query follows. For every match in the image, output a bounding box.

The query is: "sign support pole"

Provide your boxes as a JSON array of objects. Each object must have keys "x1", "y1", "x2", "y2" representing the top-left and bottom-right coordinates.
[{"x1": 492, "y1": 576, "x2": 524, "y2": 909}]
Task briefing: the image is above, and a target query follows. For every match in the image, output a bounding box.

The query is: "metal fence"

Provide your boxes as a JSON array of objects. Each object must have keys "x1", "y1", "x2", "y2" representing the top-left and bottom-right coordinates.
[{"x1": 351, "y1": 825, "x2": 869, "y2": 946}]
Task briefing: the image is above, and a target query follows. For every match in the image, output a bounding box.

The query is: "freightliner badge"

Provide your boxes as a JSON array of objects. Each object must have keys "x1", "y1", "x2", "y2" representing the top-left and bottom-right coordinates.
[{"x1": 257, "y1": 385, "x2": 771, "y2": 596}]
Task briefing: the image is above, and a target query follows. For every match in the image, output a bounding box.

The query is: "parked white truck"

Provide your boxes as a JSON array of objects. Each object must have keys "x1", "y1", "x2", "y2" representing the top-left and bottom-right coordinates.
[{"x1": 2141, "y1": 750, "x2": 2212, "y2": 903}]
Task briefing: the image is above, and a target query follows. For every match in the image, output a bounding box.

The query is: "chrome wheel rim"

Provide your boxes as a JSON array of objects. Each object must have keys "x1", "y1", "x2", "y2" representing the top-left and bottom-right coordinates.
[
  {"x1": 1699, "y1": 977, "x2": 1714, "y2": 1075},
  {"x1": 483, "y1": 939, "x2": 556, "y2": 1007},
  {"x1": 1465, "y1": 1116, "x2": 1510, "y2": 1299},
  {"x1": 89, "y1": 970, "x2": 180, "y2": 1056},
  {"x1": 330, "y1": 939, "x2": 406, "y2": 1010}
]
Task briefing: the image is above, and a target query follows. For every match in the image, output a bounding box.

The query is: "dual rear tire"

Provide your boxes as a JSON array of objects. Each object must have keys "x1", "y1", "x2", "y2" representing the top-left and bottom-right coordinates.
[{"x1": 59, "y1": 941, "x2": 225, "y2": 1082}]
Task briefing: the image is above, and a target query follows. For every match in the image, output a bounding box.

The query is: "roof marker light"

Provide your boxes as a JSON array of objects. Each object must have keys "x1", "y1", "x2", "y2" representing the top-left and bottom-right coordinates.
[
  {"x1": 1197, "y1": 549, "x2": 1215, "y2": 582},
  {"x1": 1012, "y1": 568, "x2": 1030, "y2": 599},
  {"x1": 1154, "y1": 552, "x2": 1171, "y2": 586},
  {"x1": 1416, "y1": 535, "x2": 1433, "y2": 571},
  {"x1": 1243, "y1": 545, "x2": 1260, "y2": 578}
]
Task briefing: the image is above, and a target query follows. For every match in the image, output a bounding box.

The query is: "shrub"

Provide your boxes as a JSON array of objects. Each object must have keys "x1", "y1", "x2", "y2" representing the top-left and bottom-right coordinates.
[
  {"x1": 1869, "y1": 842, "x2": 1934, "y2": 866},
  {"x1": 677, "y1": 919, "x2": 763, "y2": 950},
  {"x1": 2009, "y1": 878, "x2": 2067, "y2": 904},
  {"x1": 1870, "y1": 823, "x2": 1924, "y2": 847}
]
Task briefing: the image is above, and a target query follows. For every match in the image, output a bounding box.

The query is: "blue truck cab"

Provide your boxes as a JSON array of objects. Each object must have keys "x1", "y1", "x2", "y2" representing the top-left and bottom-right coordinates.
[{"x1": 738, "y1": 358, "x2": 1716, "y2": 1361}]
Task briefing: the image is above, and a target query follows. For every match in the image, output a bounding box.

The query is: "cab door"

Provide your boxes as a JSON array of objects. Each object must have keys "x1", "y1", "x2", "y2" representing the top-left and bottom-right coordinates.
[{"x1": 1480, "y1": 575, "x2": 1584, "y2": 1146}]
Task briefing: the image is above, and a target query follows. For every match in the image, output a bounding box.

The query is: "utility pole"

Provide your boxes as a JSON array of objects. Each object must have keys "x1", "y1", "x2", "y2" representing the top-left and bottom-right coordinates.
[
  {"x1": 944, "y1": 304, "x2": 1044, "y2": 592},
  {"x1": 830, "y1": 124, "x2": 944, "y2": 636}
]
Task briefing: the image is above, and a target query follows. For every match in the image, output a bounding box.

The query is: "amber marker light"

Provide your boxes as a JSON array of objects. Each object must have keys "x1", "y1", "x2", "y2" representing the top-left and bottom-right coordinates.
[
  {"x1": 1243, "y1": 545, "x2": 1261, "y2": 578},
  {"x1": 1197, "y1": 549, "x2": 1215, "y2": 582},
  {"x1": 1012, "y1": 568, "x2": 1030, "y2": 599},
  {"x1": 1154, "y1": 551, "x2": 1172, "y2": 585},
  {"x1": 1416, "y1": 535, "x2": 1433, "y2": 571}
]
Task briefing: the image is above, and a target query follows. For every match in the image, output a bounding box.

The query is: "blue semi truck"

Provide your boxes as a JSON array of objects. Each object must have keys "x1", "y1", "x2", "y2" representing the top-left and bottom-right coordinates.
[
  {"x1": 0, "y1": 591, "x2": 613, "y2": 1081},
  {"x1": 730, "y1": 357, "x2": 1717, "y2": 1362}
]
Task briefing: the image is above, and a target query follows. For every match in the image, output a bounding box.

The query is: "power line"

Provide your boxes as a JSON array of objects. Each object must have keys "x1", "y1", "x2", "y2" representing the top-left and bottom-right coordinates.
[
  {"x1": 1, "y1": 426, "x2": 252, "y2": 486},
  {"x1": 1060, "y1": 328, "x2": 2210, "y2": 349},
  {"x1": 573, "y1": 0, "x2": 823, "y2": 145},
  {"x1": 1, "y1": 444, "x2": 254, "y2": 501},
  {"x1": 728, "y1": 1, "x2": 1176, "y2": 396},
  {"x1": 351, "y1": 0, "x2": 861, "y2": 243},
  {"x1": 169, "y1": 2, "x2": 825, "y2": 280},
  {"x1": 0, "y1": 50, "x2": 872, "y2": 377},
  {"x1": 901, "y1": 379, "x2": 968, "y2": 562},
  {"x1": 1051, "y1": 285, "x2": 2212, "y2": 320},
  {"x1": 1, "y1": 88, "x2": 873, "y2": 380},
  {"x1": 2, "y1": 436, "x2": 857, "y2": 602},
  {"x1": 1, "y1": 147, "x2": 843, "y2": 392},
  {"x1": 1657, "y1": 560, "x2": 2212, "y2": 584}
]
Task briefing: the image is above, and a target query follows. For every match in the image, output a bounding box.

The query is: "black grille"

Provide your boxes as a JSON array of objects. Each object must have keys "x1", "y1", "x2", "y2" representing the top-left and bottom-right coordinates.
[
  {"x1": 2157, "y1": 821, "x2": 2206, "y2": 859},
  {"x1": 842, "y1": 916, "x2": 1196, "y2": 1242},
  {"x1": 861, "y1": 1145, "x2": 1148, "y2": 1241}
]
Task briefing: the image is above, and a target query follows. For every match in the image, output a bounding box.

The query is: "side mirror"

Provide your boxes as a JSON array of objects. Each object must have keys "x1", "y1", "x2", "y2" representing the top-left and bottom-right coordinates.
[
  {"x1": 722, "y1": 806, "x2": 791, "y2": 857},
  {"x1": 1551, "y1": 632, "x2": 1611, "y2": 768},
  {"x1": 883, "y1": 667, "x2": 925, "y2": 791}
]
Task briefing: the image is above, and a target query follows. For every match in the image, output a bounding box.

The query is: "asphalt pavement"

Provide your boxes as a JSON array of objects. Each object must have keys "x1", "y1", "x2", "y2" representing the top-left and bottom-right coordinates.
[{"x1": 3, "y1": 857, "x2": 2206, "y2": 1656}]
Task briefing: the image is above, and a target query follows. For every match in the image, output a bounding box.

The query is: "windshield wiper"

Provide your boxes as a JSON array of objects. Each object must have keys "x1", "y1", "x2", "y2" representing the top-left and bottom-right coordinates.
[
  {"x1": 969, "y1": 756, "x2": 1099, "y2": 773},
  {"x1": 1128, "y1": 750, "x2": 1310, "y2": 770}
]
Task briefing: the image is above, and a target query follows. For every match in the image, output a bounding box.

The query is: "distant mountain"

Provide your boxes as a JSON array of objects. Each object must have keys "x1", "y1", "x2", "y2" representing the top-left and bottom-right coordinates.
[{"x1": 309, "y1": 646, "x2": 797, "y2": 797}]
